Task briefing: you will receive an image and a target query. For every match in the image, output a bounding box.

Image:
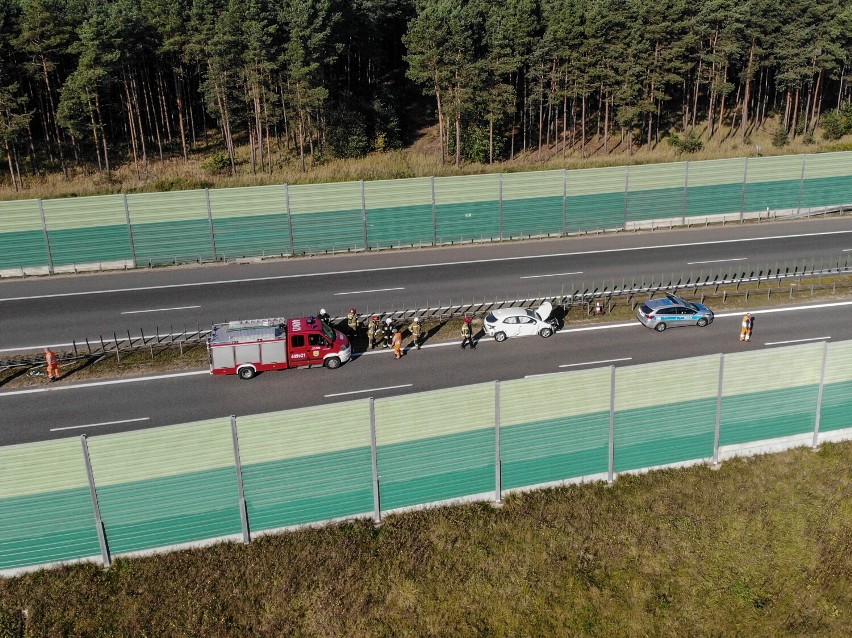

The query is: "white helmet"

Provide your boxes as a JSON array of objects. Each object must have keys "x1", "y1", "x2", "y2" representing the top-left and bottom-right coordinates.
[
  {"x1": 385, "y1": 317, "x2": 392, "y2": 325},
  {"x1": 412, "y1": 317, "x2": 419, "y2": 323},
  {"x1": 320, "y1": 308, "x2": 327, "y2": 315}
]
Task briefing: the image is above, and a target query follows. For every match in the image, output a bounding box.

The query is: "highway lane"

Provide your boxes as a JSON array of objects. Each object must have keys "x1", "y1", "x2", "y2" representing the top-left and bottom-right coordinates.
[
  {"x1": 2, "y1": 299, "x2": 850, "y2": 446},
  {"x1": 2, "y1": 216, "x2": 852, "y2": 351}
]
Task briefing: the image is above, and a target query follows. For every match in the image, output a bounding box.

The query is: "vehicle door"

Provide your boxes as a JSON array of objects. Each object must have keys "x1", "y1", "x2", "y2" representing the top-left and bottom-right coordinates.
[
  {"x1": 307, "y1": 331, "x2": 332, "y2": 364},
  {"x1": 517, "y1": 314, "x2": 540, "y2": 336},
  {"x1": 667, "y1": 306, "x2": 690, "y2": 326},
  {"x1": 287, "y1": 333, "x2": 310, "y2": 367},
  {"x1": 501, "y1": 315, "x2": 522, "y2": 337}
]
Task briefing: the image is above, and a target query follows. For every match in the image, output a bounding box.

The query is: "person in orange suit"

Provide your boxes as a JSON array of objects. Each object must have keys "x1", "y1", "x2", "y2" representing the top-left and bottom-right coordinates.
[
  {"x1": 739, "y1": 312, "x2": 753, "y2": 342},
  {"x1": 392, "y1": 328, "x2": 403, "y2": 359},
  {"x1": 44, "y1": 347, "x2": 60, "y2": 381}
]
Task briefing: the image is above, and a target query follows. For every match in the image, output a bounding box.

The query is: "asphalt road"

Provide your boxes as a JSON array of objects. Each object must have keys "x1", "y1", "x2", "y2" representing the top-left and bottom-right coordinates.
[
  {"x1": 2, "y1": 216, "x2": 852, "y2": 352},
  {"x1": 1, "y1": 298, "x2": 849, "y2": 446}
]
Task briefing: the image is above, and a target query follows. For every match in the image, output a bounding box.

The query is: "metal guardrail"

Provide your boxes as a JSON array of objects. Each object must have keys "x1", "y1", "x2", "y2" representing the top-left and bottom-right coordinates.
[{"x1": 2, "y1": 255, "x2": 850, "y2": 374}]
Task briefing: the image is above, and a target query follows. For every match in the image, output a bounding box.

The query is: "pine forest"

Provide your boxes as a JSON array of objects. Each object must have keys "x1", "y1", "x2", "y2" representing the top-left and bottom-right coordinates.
[{"x1": 0, "y1": 0, "x2": 851, "y2": 191}]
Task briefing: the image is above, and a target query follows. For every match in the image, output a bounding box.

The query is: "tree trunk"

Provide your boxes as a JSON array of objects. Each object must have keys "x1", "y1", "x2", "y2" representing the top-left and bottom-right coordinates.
[
  {"x1": 39, "y1": 55, "x2": 67, "y2": 178},
  {"x1": 123, "y1": 78, "x2": 141, "y2": 180},
  {"x1": 174, "y1": 69, "x2": 188, "y2": 161},
  {"x1": 6, "y1": 141, "x2": 19, "y2": 191},
  {"x1": 434, "y1": 74, "x2": 445, "y2": 166},
  {"x1": 809, "y1": 68, "x2": 823, "y2": 133},
  {"x1": 94, "y1": 92, "x2": 109, "y2": 173},
  {"x1": 740, "y1": 41, "x2": 755, "y2": 143}
]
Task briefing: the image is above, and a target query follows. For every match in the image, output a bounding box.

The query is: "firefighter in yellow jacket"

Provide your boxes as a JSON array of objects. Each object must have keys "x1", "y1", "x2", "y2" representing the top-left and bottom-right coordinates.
[
  {"x1": 367, "y1": 315, "x2": 380, "y2": 349},
  {"x1": 460, "y1": 316, "x2": 475, "y2": 349},
  {"x1": 408, "y1": 317, "x2": 423, "y2": 350},
  {"x1": 346, "y1": 308, "x2": 359, "y2": 338}
]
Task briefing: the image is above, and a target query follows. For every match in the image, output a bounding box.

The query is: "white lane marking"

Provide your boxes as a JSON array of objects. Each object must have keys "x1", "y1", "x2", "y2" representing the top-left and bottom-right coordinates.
[
  {"x1": 520, "y1": 271, "x2": 583, "y2": 279},
  {"x1": 3, "y1": 228, "x2": 852, "y2": 302},
  {"x1": 714, "y1": 299, "x2": 852, "y2": 318},
  {"x1": 334, "y1": 287, "x2": 405, "y2": 296},
  {"x1": 50, "y1": 417, "x2": 150, "y2": 432},
  {"x1": 121, "y1": 305, "x2": 200, "y2": 315},
  {"x1": 764, "y1": 337, "x2": 831, "y2": 346},
  {"x1": 0, "y1": 370, "x2": 209, "y2": 397},
  {"x1": 686, "y1": 257, "x2": 748, "y2": 265},
  {"x1": 325, "y1": 384, "x2": 412, "y2": 397},
  {"x1": 559, "y1": 357, "x2": 633, "y2": 368},
  {"x1": 843, "y1": 248, "x2": 852, "y2": 252}
]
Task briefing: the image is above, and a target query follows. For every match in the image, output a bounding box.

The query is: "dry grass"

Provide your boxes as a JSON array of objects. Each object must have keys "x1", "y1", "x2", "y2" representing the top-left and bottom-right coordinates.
[
  {"x1": 2, "y1": 119, "x2": 850, "y2": 201},
  {"x1": 0, "y1": 441, "x2": 850, "y2": 636}
]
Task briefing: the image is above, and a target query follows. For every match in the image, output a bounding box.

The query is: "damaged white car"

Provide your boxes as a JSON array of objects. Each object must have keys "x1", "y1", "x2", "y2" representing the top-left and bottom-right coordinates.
[{"x1": 483, "y1": 302, "x2": 559, "y2": 342}]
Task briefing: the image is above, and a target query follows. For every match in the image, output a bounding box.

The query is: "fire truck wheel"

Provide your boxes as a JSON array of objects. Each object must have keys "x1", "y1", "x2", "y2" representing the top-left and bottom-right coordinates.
[
  {"x1": 325, "y1": 356, "x2": 342, "y2": 369},
  {"x1": 237, "y1": 366, "x2": 256, "y2": 380}
]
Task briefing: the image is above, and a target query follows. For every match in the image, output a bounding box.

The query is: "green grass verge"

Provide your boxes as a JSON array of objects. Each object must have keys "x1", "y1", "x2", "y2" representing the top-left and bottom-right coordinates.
[{"x1": 1, "y1": 441, "x2": 850, "y2": 636}]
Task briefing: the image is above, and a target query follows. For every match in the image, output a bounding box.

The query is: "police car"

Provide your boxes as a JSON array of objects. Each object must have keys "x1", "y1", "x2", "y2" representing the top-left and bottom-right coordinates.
[{"x1": 636, "y1": 293, "x2": 714, "y2": 332}]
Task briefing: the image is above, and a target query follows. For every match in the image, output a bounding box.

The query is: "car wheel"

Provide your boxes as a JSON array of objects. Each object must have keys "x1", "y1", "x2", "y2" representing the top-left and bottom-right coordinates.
[
  {"x1": 237, "y1": 366, "x2": 256, "y2": 380},
  {"x1": 539, "y1": 327, "x2": 553, "y2": 338},
  {"x1": 654, "y1": 322, "x2": 667, "y2": 332},
  {"x1": 325, "y1": 356, "x2": 341, "y2": 369},
  {"x1": 697, "y1": 318, "x2": 709, "y2": 327},
  {"x1": 494, "y1": 331, "x2": 507, "y2": 342}
]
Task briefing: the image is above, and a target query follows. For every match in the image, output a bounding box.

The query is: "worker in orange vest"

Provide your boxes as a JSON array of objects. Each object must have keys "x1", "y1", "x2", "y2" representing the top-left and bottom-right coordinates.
[
  {"x1": 739, "y1": 313, "x2": 753, "y2": 342},
  {"x1": 44, "y1": 347, "x2": 60, "y2": 381},
  {"x1": 392, "y1": 328, "x2": 403, "y2": 359}
]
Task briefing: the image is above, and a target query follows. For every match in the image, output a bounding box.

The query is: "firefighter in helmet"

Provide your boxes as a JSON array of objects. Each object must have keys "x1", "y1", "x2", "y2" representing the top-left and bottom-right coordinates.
[
  {"x1": 408, "y1": 316, "x2": 423, "y2": 350},
  {"x1": 367, "y1": 315, "x2": 380, "y2": 349},
  {"x1": 460, "y1": 316, "x2": 475, "y2": 349},
  {"x1": 346, "y1": 308, "x2": 359, "y2": 338},
  {"x1": 317, "y1": 308, "x2": 331, "y2": 325},
  {"x1": 382, "y1": 317, "x2": 394, "y2": 348}
]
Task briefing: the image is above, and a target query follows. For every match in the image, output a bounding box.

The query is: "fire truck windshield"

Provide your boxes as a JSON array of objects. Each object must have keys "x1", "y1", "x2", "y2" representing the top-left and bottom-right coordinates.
[{"x1": 321, "y1": 322, "x2": 335, "y2": 342}]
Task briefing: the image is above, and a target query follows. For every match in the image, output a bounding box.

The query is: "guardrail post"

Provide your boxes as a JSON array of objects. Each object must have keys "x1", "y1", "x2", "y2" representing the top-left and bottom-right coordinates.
[
  {"x1": 561, "y1": 168, "x2": 568, "y2": 235},
  {"x1": 739, "y1": 157, "x2": 749, "y2": 222},
  {"x1": 230, "y1": 415, "x2": 251, "y2": 543},
  {"x1": 284, "y1": 184, "x2": 295, "y2": 256},
  {"x1": 123, "y1": 194, "x2": 137, "y2": 268},
  {"x1": 361, "y1": 180, "x2": 368, "y2": 249},
  {"x1": 431, "y1": 176, "x2": 437, "y2": 245},
  {"x1": 812, "y1": 341, "x2": 829, "y2": 449},
  {"x1": 713, "y1": 354, "x2": 724, "y2": 465},
  {"x1": 38, "y1": 198, "x2": 54, "y2": 275},
  {"x1": 494, "y1": 380, "x2": 502, "y2": 504},
  {"x1": 622, "y1": 166, "x2": 630, "y2": 229},
  {"x1": 498, "y1": 174, "x2": 504, "y2": 240},
  {"x1": 682, "y1": 161, "x2": 689, "y2": 225},
  {"x1": 369, "y1": 398, "x2": 382, "y2": 525},
  {"x1": 608, "y1": 365, "x2": 616, "y2": 483},
  {"x1": 797, "y1": 154, "x2": 807, "y2": 215},
  {"x1": 204, "y1": 188, "x2": 217, "y2": 261},
  {"x1": 80, "y1": 435, "x2": 111, "y2": 568}
]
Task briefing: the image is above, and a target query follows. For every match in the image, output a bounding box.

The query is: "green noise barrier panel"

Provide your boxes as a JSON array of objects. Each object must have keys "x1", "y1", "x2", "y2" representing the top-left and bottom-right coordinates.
[
  {"x1": 364, "y1": 177, "x2": 434, "y2": 247},
  {"x1": 238, "y1": 402, "x2": 374, "y2": 531},
  {"x1": 500, "y1": 368, "x2": 612, "y2": 490},
  {"x1": 820, "y1": 341, "x2": 852, "y2": 433},
  {"x1": 86, "y1": 418, "x2": 241, "y2": 555},
  {"x1": 0, "y1": 439, "x2": 101, "y2": 571},
  {"x1": 0, "y1": 199, "x2": 48, "y2": 270},
  {"x1": 208, "y1": 185, "x2": 291, "y2": 259},
  {"x1": 375, "y1": 383, "x2": 497, "y2": 510},
  {"x1": 1, "y1": 153, "x2": 851, "y2": 274},
  {"x1": 614, "y1": 355, "x2": 720, "y2": 471},
  {"x1": 720, "y1": 343, "x2": 824, "y2": 446}
]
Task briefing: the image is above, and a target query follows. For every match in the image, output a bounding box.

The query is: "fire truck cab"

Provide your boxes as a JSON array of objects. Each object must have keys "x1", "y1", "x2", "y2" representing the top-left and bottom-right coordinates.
[{"x1": 208, "y1": 316, "x2": 351, "y2": 379}]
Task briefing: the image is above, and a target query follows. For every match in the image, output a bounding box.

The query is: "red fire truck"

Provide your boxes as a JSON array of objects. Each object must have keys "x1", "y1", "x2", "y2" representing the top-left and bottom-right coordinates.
[{"x1": 208, "y1": 316, "x2": 351, "y2": 379}]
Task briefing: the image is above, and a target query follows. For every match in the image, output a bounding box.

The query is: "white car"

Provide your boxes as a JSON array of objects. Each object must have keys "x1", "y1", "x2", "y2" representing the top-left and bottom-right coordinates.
[{"x1": 483, "y1": 302, "x2": 558, "y2": 342}]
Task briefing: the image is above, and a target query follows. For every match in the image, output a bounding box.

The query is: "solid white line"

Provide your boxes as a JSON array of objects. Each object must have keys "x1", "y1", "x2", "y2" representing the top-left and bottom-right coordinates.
[
  {"x1": 121, "y1": 305, "x2": 200, "y2": 315},
  {"x1": 686, "y1": 258, "x2": 748, "y2": 265},
  {"x1": 843, "y1": 248, "x2": 852, "y2": 252},
  {"x1": 559, "y1": 357, "x2": 633, "y2": 368},
  {"x1": 764, "y1": 337, "x2": 831, "y2": 346},
  {"x1": 520, "y1": 271, "x2": 583, "y2": 279},
  {"x1": 50, "y1": 417, "x2": 150, "y2": 432},
  {"x1": 0, "y1": 370, "x2": 209, "y2": 397},
  {"x1": 334, "y1": 287, "x2": 405, "y2": 296},
  {"x1": 714, "y1": 299, "x2": 852, "y2": 318},
  {"x1": 3, "y1": 228, "x2": 852, "y2": 302},
  {"x1": 325, "y1": 384, "x2": 412, "y2": 397}
]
